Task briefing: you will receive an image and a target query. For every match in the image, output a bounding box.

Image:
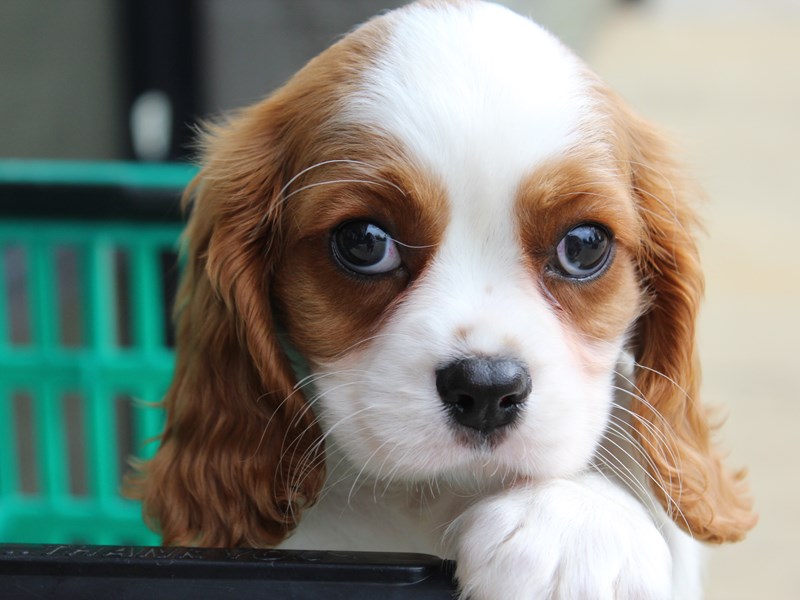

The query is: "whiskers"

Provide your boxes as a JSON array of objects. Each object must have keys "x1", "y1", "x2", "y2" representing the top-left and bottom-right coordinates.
[
  {"x1": 264, "y1": 367, "x2": 422, "y2": 524},
  {"x1": 248, "y1": 327, "x2": 697, "y2": 537},
  {"x1": 596, "y1": 361, "x2": 693, "y2": 537},
  {"x1": 249, "y1": 158, "x2": 411, "y2": 242},
  {"x1": 277, "y1": 159, "x2": 406, "y2": 200},
  {"x1": 245, "y1": 327, "x2": 435, "y2": 525},
  {"x1": 282, "y1": 177, "x2": 405, "y2": 203},
  {"x1": 568, "y1": 334, "x2": 693, "y2": 532},
  {"x1": 278, "y1": 158, "x2": 408, "y2": 205}
]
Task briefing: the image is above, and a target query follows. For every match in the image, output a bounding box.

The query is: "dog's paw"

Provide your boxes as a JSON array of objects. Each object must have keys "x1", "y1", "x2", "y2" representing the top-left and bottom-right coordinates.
[{"x1": 449, "y1": 475, "x2": 672, "y2": 600}]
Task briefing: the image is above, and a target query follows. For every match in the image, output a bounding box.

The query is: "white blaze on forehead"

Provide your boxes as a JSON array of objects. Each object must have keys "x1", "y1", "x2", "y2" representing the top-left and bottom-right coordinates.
[
  {"x1": 312, "y1": 6, "x2": 616, "y2": 481},
  {"x1": 348, "y1": 1, "x2": 590, "y2": 206}
]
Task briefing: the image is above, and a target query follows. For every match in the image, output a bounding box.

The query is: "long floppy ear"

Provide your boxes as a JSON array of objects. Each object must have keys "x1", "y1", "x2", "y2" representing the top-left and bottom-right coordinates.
[
  {"x1": 126, "y1": 104, "x2": 325, "y2": 547},
  {"x1": 621, "y1": 111, "x2": 757, "y2": 543}
]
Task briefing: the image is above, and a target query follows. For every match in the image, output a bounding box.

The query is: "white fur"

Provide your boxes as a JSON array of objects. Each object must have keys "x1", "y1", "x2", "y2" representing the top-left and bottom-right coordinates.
[
  {"x1": 449, "y1": 474, "x2": 673, "y2": 600},
  {"x1": 281, "y1": 3, "x2": 702, "y2": 599},
  {"x1": 347, "y1": 1, "x2": 589, "y2": 206}
]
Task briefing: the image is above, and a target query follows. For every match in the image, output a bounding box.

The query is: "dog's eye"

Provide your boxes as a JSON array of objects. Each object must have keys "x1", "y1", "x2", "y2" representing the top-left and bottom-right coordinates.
[
  {"x1": 332, "y1": 221, "x2": 402, "y2": 275},
  {"x1": 553, "y1": 224, "x2": 613, "y2": 279}
]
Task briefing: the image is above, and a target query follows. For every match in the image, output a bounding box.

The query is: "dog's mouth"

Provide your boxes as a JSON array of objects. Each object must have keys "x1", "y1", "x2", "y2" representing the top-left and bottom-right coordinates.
[{"x1": 452, "y1": 424, "x2": 513, "y2": 452}]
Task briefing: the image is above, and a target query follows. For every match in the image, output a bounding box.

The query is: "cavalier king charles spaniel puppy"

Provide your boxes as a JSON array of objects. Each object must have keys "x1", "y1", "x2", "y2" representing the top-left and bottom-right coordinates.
[{"x1": 130, "y1": 1, "x2": 756, "y2": 597}]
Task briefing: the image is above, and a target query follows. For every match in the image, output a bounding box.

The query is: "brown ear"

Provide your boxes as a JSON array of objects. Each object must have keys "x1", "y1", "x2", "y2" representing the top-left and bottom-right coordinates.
[
  {"x1": 621, "y1": 112, "x2": 757, "y2": 543},
  {"x1": 126, "y1": 104, "x2": 325, "y2": 547}
]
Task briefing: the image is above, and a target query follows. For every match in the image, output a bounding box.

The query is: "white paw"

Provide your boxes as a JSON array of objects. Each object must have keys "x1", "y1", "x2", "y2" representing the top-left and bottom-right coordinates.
[{"x1": 449, "y1": 475, "x2": 672, "y2": 600}]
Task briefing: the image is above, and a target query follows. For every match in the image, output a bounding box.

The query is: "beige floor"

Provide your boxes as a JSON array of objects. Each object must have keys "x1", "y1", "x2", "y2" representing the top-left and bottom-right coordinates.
[{"x1": 585, "y1": 4, "x2": 800, "y2": 598}]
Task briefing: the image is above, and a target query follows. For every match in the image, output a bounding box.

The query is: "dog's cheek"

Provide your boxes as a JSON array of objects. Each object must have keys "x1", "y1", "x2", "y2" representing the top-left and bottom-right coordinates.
[
  {"x1": 271, "y1": 235, "x2": 409, "y2": 362},
  {"x1": 547, "y1": 251, "x2": 642, "y2": 343}
]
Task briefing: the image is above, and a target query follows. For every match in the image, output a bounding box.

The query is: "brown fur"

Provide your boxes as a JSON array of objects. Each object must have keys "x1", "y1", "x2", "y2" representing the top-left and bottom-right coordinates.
[
  {"x1": 272, "y1": 158, "x2": 448, "y2": 362},
  {"x1": 515, "y1": 116, "x2": 756, "y2": 542},
  {"x1": 127, "y1": 7, "x2": 755, "y2": 549},
  {"x1": 515, "y1": 154, "x2": 643, "y2": 342},
  {"x1": 598, "y1": 87, "x2": 757, "y2": 542},
  {"x1": 125, "y1": 16, "x2": 396, "y2": 547}
]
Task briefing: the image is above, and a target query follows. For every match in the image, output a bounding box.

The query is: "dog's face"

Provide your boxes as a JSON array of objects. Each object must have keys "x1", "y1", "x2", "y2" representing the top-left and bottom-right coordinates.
[
  {"x1": 273, "y1": 3, "x2": 644, "y2": 483},
  {"x1": 131, "y1": 0, "x2": 755, "y2": 548}
]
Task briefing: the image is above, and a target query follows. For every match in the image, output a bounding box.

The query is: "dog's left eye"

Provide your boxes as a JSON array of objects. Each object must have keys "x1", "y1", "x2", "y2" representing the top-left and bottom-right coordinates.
[
  {"x1": 552, "y1": 223, "x2": 613, "y2": 279},
  {"x1": 332, "y1": 221, "x2": 402, "y2": 275}
]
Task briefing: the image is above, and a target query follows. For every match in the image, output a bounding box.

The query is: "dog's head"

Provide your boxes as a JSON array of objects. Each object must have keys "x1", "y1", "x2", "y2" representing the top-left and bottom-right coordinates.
[{"x1": 131, "y1": 0, "x2": 755, "y2": 547}]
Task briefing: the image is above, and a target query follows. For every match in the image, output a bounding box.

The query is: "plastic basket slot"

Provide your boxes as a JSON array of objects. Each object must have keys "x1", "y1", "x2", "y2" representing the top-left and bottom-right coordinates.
[
  {"x1": 158, "y1": 248, "x2": 179, "y2": 348},
  {"x1": 54, "y1": 247, "x2": 83, "y2": 348},
  {"x1": 112, "y1": 247, "x2": 132, "y2": 348},
  {"x1": 11, "y1": 391, "x2": 38, "y2": 496},
  {"x1": 2, "y1": 245, "x2": 32, "y2": 345},
  {"x1": 115, "y1": 393, "x2": 136, "y2": 490},
  {"x1": 63, "y1": 391, "x2": 88, "y2": 497}
]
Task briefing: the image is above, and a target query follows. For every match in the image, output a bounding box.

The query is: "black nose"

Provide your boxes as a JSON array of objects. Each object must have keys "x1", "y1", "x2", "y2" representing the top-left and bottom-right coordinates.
[{"x1": 436, "y1": 357, "x2": 531, "y2": 434}]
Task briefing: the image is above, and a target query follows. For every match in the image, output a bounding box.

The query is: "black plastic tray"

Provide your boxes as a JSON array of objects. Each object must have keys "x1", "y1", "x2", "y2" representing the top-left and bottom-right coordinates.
[{"x1": 0, "y1": 544, "x2": 458, "y2": 599}]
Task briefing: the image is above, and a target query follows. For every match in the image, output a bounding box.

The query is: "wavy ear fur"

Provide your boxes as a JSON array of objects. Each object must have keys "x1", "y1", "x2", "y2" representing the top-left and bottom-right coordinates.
[
  {"x1": 126, "y1": 103, "x2": 325, "y2": 547},
  {"x1": 618, "y1": 108, "x2": 757, "y2": 543},
  {"x1": 124, "y1": 21, "x2": 389, "y2": 547}
]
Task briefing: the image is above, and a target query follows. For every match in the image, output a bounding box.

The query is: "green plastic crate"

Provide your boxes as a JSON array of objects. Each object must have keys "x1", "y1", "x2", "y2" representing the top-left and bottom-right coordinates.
[{"x1": 0, "y1": 161, "x2": 195, "y2": 545}]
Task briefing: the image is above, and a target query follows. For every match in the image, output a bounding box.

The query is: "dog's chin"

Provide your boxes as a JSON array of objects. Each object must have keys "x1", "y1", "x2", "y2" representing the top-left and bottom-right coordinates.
[{"x1": 324, "y1": 418, "x2": 595, "y2": 490}]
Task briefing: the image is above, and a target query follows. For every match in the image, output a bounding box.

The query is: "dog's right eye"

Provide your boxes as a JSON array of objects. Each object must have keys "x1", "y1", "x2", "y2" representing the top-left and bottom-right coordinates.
[{"x1": 331, "y1": 221, "x2": 402, "y2": 275}]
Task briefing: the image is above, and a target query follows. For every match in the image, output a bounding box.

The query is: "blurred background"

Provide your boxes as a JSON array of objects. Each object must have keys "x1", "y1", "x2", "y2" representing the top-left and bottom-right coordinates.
[{"x1": 1, "y1": 0, "x2": 798, "y2": 597}]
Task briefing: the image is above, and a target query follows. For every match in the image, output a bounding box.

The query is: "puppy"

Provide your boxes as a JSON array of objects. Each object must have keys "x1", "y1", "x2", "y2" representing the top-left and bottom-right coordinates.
[{"x1": 130, "y1": 1, "x2": 756, "y2": 598}]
